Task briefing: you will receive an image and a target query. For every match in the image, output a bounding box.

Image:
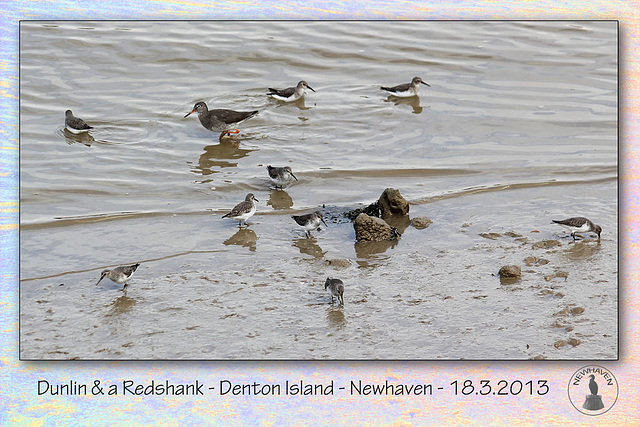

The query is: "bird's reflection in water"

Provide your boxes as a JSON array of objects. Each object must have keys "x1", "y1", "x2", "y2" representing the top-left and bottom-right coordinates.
[
  {"x1": 326, "y1": 307, "x2": 346, "y2": 328},
  {"x1": 106, "y1": 293, "x2": 137, "y2": 317},
  {"x1": 223, "y1": 227, "x2": 258, "y2": 252},
  {"x1": 384, "y1": 95, "x2": 423, "y2": 114},
  {"x1": 193, "y1": 141, "x2": 255, "y2": 176},
  {"x1": 267, "y1": 189, "x2": 294, "y2": 210},
  {"x1": 63, "y1": 129, "x2": 95, "y2": 147},
  {"x1": 293, "y1": 236, "x2": 325, "y2": 259},
  {"x1": 272, "y1": 97, "x2": 311, "y2": 111},
  {"x1": 562, "y1": 239, "x2": 601, "y2": 262}
]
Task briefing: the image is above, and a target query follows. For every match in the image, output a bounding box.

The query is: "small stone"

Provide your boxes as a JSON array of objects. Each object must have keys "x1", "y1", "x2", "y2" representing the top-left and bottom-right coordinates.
[
  {"x1": 570, "y1": 307, "x2": 585, "y2": 315},
  {"x1": 498, "y1": 265, "x2": 521, "y2": 278},
  {"x1": 545, "y1": 271, "x2": 569, "y2": 282},
  {"x1": 554, "y1": 340, "x2": 567, "y2": 349},
  {"x1": 410, "y1": 216, "x2": 432, "y2": 229},
  {"x1": 524, "y1": 256, "x2": 550, "y2": 266},
  {"x1": 504, "y1": 231, "x2": 523, "y2": 238},
  {"x1": 480, "y1": 232, "x2": 502, "y2": 240},
  {"x1": 532, "y1": 240, "x2": 561, "y2": 249},
  {"x1": 324, "y1": 258, "x2": 351, "y2": 268},
  {"x1": 568, "y1": 338, "x2": 581, "y2": 347}
]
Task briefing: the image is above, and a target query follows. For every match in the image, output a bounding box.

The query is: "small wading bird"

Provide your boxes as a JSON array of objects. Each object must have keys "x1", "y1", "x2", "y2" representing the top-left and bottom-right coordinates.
[
  {"x1": 96, "y1": 263, "x2": 140, "y2": 290},
  {"x1": 325, "y1": 277, "x2": 344, "y2": 305},
  {"x1": 380, "y1": 76, "x2": 430, "y2": 98},
  {"x1": 292, "y1": 211, "x2": 327, "y2": 238},
  {"x1": 65, "y1": 110, "x2": 93, "y2": 133},
  {"x1": 552, "y1": 217, "x2": 602, "y2": 240},
  {"x1": 267, "y1": 165, "x2": 298, "y2": 189},
  {"x1": 184, "y1": 101, "x2": 258, "y2": 138},
  {"x1": 222, "y1": 193, "x2": 258, "y2": 227},
  {"x1": 267, "y1": 80, "x2": 315, "y2": 102}
]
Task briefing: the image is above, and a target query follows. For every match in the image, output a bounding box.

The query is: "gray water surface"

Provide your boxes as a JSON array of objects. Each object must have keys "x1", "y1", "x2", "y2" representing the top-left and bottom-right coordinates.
[{"x1": 19, "y1": 21, "x2": 618, "y2": 360}]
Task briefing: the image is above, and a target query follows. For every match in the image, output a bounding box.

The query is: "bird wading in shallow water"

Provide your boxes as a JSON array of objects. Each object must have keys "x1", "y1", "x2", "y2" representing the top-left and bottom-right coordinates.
[
  {"x1": 65, "y1": 110, "x2": 93, "y2": 133},
  {"x1": 267, "y1": 165, "x2": 298, "y2": 189},
  {"x1": 96, "y1": 263, "x2": 140, "y2": 290},
  {"x1": 184, "y1": 101, "x2": 258, "y2": 138},
  {"x1": 380, "y1": 76, "x2": 430, "y2": 98},
  {"x1": 325, "y1": 277, "x2": 344, "y2": 305},
  {"x1": 552, "y1": 217, "x2": 602, "y2": 240},
  {"x1": 292, "y1": 211, "x2": 327, "y2": 238},
  {"x1": 267, "y1": 80, "x2": 315, "y2": 102},
  {"x1": 222, "y1": 193, "x2": 258, "y2": 227}
]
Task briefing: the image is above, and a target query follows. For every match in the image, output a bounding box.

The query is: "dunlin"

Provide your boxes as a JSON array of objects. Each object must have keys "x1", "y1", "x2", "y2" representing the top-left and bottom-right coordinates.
[
  {"x1": 222, "y1": 193, "x2": 258, "y2": 227},
  {"x1": 324, "y1": 277, "x2": 344, "y2": 305},
  {"x1": 381, "y1": 76, "x2": 430, "y2": 98},
  {"x1": 267, "y1": 80, "x2": 315, "y2": 102},
  {"x1": 552, "y1": 217, "x2": 602, "y2": 240},
  {"x1": 96, "y1": 263, "x2": 140, "y2": 290},
  {"x1": 65, "y1": 110, "x2": 93, "y2": 133}
]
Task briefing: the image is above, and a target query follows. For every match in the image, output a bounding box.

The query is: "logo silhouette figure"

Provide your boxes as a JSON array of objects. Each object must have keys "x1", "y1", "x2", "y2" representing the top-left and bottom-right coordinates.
[{"x1": 589, "y1": 375, "x2": 598, "y2": 395}]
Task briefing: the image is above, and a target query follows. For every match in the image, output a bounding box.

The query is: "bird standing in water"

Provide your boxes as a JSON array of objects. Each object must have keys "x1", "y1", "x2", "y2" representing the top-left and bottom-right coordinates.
[
  {"x1": 96, "y1": 263, "x2": 140, "y2": 290},
  {"x1": 552, "y1": 217, "x2": 602, "y2": 240},
  {"x1": 65, "y1": 110, "x2": 93, "y2": 133},
  {"x1": 380, "y1": 76, "x2": 430, "y2": 97},
  {"x1": 222, "y1": 193, "x2": 259, "y2": 227},
  {"x1": 324, "y1": 277, "x2": 344, "y2": 305},
  {"x1": 267, "y1": 80, "x2": 315, "y2": 102},
  {"x1": 184, "y1": 101, "x2": 258, "y2": 138}
]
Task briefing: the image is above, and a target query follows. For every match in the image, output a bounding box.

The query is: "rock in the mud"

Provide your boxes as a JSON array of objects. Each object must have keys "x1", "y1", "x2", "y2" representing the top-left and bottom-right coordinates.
[
  {"x1": 411, "y1": 216, "x2": 432, "y2": 229},
  {"x1": 570, "y1": 307, "x2": 584, "y2": 315},
  {"x1": 324, "y1": 258, "x2": 352, "y2": 268},
  {"x1": 354, "y1": 213, "x2": 398, "y2": 242},
  {"x1": 524, "y1": 256, "x2": 550, "y2": 266},
  {"x1": 532, "y1": 240, "x2": 561, "y2": 249},
  {"x1": 480, "y1": 232, "x2": 502, "y2": 240},
  {"x1": 344, "y1": 202, "x2": 380, "y2": 221},
  {"x1": 545, "y1": 271, "x2": 568, "y2": 281},
  {"x1": 378, "y1": 188, "x2": 410, "y2": 218},
  {"x1": 568, "y1": 338, "x2": 581, "y2": 347},
  {"x1": 498, "y1": 265, "x2": 522, "y2": 278}
]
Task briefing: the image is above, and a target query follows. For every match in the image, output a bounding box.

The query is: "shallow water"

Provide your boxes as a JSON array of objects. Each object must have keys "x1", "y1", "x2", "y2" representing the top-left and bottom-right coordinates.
[{"x1": 19, "y1": 21, "x2": 617, "y2": 360}]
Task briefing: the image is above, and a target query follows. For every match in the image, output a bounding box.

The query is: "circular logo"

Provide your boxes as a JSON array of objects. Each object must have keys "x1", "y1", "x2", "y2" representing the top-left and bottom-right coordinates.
[{"x1": 567, "y1": 365, "x2": 618, "y2": 416}]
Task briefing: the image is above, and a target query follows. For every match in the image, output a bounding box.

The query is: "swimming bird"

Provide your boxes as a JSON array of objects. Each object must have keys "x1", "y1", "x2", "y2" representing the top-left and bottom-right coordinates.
[
  {"x1": 380, "y1": 76, "x2": 430, "y2": 98},
  {"x1": 184, "y1": 101, "x2": 258, "y2": 137},
  {"x1": 267, "y1": 80, "x2": 315, "y2": 102},
  {"x1": 325, "y1": 277, "x2": 344, "y2": 305},
  {"x1": 65, "y1": 110, "x2": 93, "y2": 133},
  {"x1": 222, "y1": 193, "x2": 258, "y2": 227},
  {"x1": 96, "y1": 263, "x2": 140, "y2": 290},
  {"x1": 292, "y1": 211, "x2": 327, "y2": 237},
  {"x1": 552, "y1": 217, "x2": 602, "y2": 240},
  {"x1": 267, "y1": 165, "x2": 298, "y2": 189},
  {"x1": 589, "y1": 375, "x2": 598, "y2": 395}
]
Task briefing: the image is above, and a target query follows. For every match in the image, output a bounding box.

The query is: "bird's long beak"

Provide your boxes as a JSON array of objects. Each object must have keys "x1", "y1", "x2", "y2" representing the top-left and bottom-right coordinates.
[
  {"x1": 96, "y1": 274, "x2": 105, "y2": 286},
  {"x1": 421, "y1": 81, "x2": 431, "y2": 87},
  {"x1": 290, "y1": 172, "x2": 298, "y2": 181},
  {"x1": 308, "y1": 86, "x2": 316, "y2": 92},
  {"x1": 184, "y1": 110, "x2": 195, "y2": 118},
  {"x1": 321, "y1": 217, "x2": 328, "y2": 227}
]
